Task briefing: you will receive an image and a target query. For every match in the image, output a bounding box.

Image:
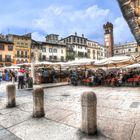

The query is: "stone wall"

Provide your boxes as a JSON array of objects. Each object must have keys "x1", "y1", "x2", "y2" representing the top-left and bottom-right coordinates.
[{"x1": 117, "y1": 0, "x2": 140, "y2": 45}]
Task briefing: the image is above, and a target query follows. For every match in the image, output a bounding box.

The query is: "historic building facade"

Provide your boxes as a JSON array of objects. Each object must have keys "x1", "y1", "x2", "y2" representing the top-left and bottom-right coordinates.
[
  {"x1": 41, "y1": 34, "x2": 66, "y2": 62},
  {"x1": 7, "y1": 34, "x2": 31, "y2": 64},
  {"x1": 103, "y1": 21, "x2": 140, "y2": 58},
  {"x1": 114, "y1": 42, "x2": 139, "y2": 56},
  {"x1": 60, "y1": 33, "x2": 88, "y2": 60},
  {"x1": 0, "y1": 35, "x2": 14, "y2": 67},
  {"x1": 31, "y1": 40, "x2": 42, "y2": 63},
  {"x1": 87, "y1": 40, "x2": 105, "y2": 60}
]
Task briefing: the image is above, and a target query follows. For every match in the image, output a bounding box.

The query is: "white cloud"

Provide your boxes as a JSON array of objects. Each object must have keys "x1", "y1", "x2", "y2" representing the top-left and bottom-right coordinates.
[
  {"x1": 32, "y1": 5, "x2": 111, "y2": 40},
  {"x1": 0, "y1": 3, "x2": 135, "y2": 44},
  {"x1": 32, "y1": 32, "x2": 46, "y2": 41},
  {"x1": 0, "y1": 8, "x2": 38, "y2": 33},
  {"x1": 113, "y1": 16, "x2": 135, "y2": 44}
]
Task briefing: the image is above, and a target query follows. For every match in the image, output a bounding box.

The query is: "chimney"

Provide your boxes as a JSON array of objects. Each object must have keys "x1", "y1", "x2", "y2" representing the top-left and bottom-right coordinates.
[
  {"x1": 82, "y1": 34, "x2": 84, "y2": 38},
  {"x1": 75, "y1": 32, "x2": 77, "y2": 36}
]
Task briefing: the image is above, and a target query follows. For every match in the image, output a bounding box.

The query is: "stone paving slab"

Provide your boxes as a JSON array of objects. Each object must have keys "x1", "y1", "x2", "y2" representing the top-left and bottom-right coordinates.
[
  {"x1": 119, "y1": 100, "x2": 140, "y2": 111},
  {"x1": 97, "y1": 98, "x2": 124, "y2": 109},
  {"x1": 8, "y1": 118, "x2": 111, "y2": 140},
  {"x1": 131, "y1": 123, "x2": 140, "y2": 140},
  {"x1": 17, "y1": 96, "x2": 32, "y2": 104},
  {"x1": 0, "y1": 108, "x2": 20, "y2": 115},
  {"x1": 18, "y1": 102, "x2": 57, "y2": 113},
  {"x1": 97, "y1": 117, "x2": 135, "y2": 140},
  {"x1": 45, "y1": 108, "x2": 74, "y2": 122},
  {"x1": 16, "y1": 91, "x2": 32, "y2": 97},
  {"x1": 0, "y1": 125, "x2": 4, "y2": 130},
  {"x1": 109, "y1": 95, "x2": 140, "y2": 101},
  {"x1": 59, "y1": 110, "x2": 135, "y2": 140},
  {"x1": 0, "y1": 129, "x2": 21, "y2": 140},
  {"x1": 0, "y1": 101, "x2": 6, "y2": 110},
  {"x1": 17, "y1": 103, "x2": 33, "y2": 113},
  {"x1": 97, "y1": 107, "x2": 138, "y2": 123},
  {"x1": 8, "y1": 118, "x2": 83, "y2": 140},
  {"x1": 0, "y1": 85, "x2": 140, "y2": 139},
  {"x1": 0, "y1": 110, "x2": 30, "y2": 128},
  {"x1": 59, "y1": 112, "x2": 81, "y2": 128},
  {"x1": 47, "y1": 101, "x2": 81, "y2": 112}
]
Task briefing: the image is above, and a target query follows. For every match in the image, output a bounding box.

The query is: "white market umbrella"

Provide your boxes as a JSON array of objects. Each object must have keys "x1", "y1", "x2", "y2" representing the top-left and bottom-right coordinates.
[
  {"x1": 94, "y1": 56, "x2": 134, "y2": 67},
  {"x1": 6, "y1": 65, "x2": 20, "y2": 69},
  {"x1": 16, "y1": 63, "x2": 31, "y2": 66},
  {"x1": 94, "y1": 57, "x2": 112, "y2": 66},
  {"x1": 66, "y1": 58, "x2": 95, "y2": 66},
  {"x1": 35, "y1": 61, "x2": 53, "y2": 65},
  {"x1": 0, "y1": 67, "x2": 6, "y2": 71},
  {"x1": 124, "y1": 63, "x2": 140, "y2": 69}
]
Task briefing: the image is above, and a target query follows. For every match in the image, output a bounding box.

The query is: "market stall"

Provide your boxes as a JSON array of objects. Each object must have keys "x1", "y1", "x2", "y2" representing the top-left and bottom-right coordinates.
[{"x1": 94, "y1": 56, "x2": 135, "y2": 68}]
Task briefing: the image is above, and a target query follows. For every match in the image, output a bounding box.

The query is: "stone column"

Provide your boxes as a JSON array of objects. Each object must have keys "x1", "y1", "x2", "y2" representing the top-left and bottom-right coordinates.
[
  {"x1": 33, "y1": 88, "x2": 45, "y2": 118},
  {"x1": 6, "y1": 84, "x2": 16, "y2": 108},
  {"x1": 81, "y1": 91, "x2": 97, "y2": 135}
]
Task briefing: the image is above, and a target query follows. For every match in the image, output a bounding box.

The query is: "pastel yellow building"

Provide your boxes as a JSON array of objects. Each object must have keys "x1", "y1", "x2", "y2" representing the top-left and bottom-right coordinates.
[{"x1": 7, "y1": 34, "x2": 31, "y2": 64}]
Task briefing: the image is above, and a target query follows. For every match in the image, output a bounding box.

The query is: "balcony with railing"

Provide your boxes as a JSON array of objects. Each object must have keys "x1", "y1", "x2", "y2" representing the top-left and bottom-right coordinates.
[
  {"x1": 0, "y1": 59, "x2": 13, "y2": 63},
  {"x1": 40, "y1": 57, "x2": 66, "y2": 62},
  {"x1": 5, "y1": 59, "x2": 13, "y2": 62},
  {"x1": 15, "y1": 55, "x2": 29, "y2": 58}
]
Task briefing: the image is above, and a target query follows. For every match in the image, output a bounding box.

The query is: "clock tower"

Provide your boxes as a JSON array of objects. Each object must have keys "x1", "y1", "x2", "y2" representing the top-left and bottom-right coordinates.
[{"x1": 103, "y1": 22, "x2": 114, "y2": 57}]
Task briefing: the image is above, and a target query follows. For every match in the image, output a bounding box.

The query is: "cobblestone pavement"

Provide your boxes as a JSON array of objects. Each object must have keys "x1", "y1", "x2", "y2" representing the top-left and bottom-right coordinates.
[{"x1": 0, "y1": 82, "x2": 140, "y2": 140}]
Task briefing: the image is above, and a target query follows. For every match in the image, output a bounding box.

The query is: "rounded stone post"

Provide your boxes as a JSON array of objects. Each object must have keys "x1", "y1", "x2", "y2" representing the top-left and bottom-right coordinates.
[
  {"x1": 81, "y1": 91, "x2": 97, "y2": 135},
  {"x1": 33, "y1": 88, "x2": 45, "y2": 118},
  {"x1": 6, "y1": 84, "x2": 16, "y2": 108}
]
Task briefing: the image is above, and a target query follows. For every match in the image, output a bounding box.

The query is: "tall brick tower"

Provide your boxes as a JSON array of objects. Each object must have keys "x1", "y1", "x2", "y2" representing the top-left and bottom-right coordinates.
[{"x1": 103, "y1": 22, "x2": 114, "y2": 57}]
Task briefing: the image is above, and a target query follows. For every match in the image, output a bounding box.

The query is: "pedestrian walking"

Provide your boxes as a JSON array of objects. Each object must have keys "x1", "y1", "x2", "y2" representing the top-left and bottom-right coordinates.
[
  {"x1": 0, "y1": 71, "x2": 2, "y2": 83},
  {"x1": 17, "y1": 69, "x2": 25, "y2": 89},
  {"x1": 5, "y1": 70, "x2": 9, "y2": 81},
  {"x1": 42, "y1": 69, "x2": 49, "y2": 83}
]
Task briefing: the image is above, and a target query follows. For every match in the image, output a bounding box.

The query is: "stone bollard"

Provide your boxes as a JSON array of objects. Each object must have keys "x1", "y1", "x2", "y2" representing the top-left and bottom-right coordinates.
[
  {"x1": 6, "y1": 84, "x2": 16, "y2": 108},
  {"x1": 32, "y1": 88, "x2": 45, "y2": 118},
  {"x1": 81, "y1": 91, "x2": 97, "y2": 135}
]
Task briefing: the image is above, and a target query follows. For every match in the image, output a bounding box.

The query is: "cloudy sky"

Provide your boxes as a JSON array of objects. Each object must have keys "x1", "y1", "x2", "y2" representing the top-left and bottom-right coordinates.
[{"x1": 0, "y1": 0, "x2": 135, "y2": 44}]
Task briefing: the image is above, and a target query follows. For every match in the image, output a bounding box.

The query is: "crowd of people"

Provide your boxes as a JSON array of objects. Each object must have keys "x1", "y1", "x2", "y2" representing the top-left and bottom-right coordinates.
[
  {"x1": 34, "y1": 67, "x2": 140, "y2": 87},
  {"x1": 0, "y1": 69, "x2": 17, "y2": 83},
  {"x1": 0, "y1": 69, "x2": 33, "y2": 89},
  {"x1": 1, "y1": 67, "x2": 140, "y2": 88},
  {"x1": 35, "y1": 68, "x2": 59, "y2": 84},
  {"x1": 68, "y1": 68, "x2": 140, "y2": 87}
]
